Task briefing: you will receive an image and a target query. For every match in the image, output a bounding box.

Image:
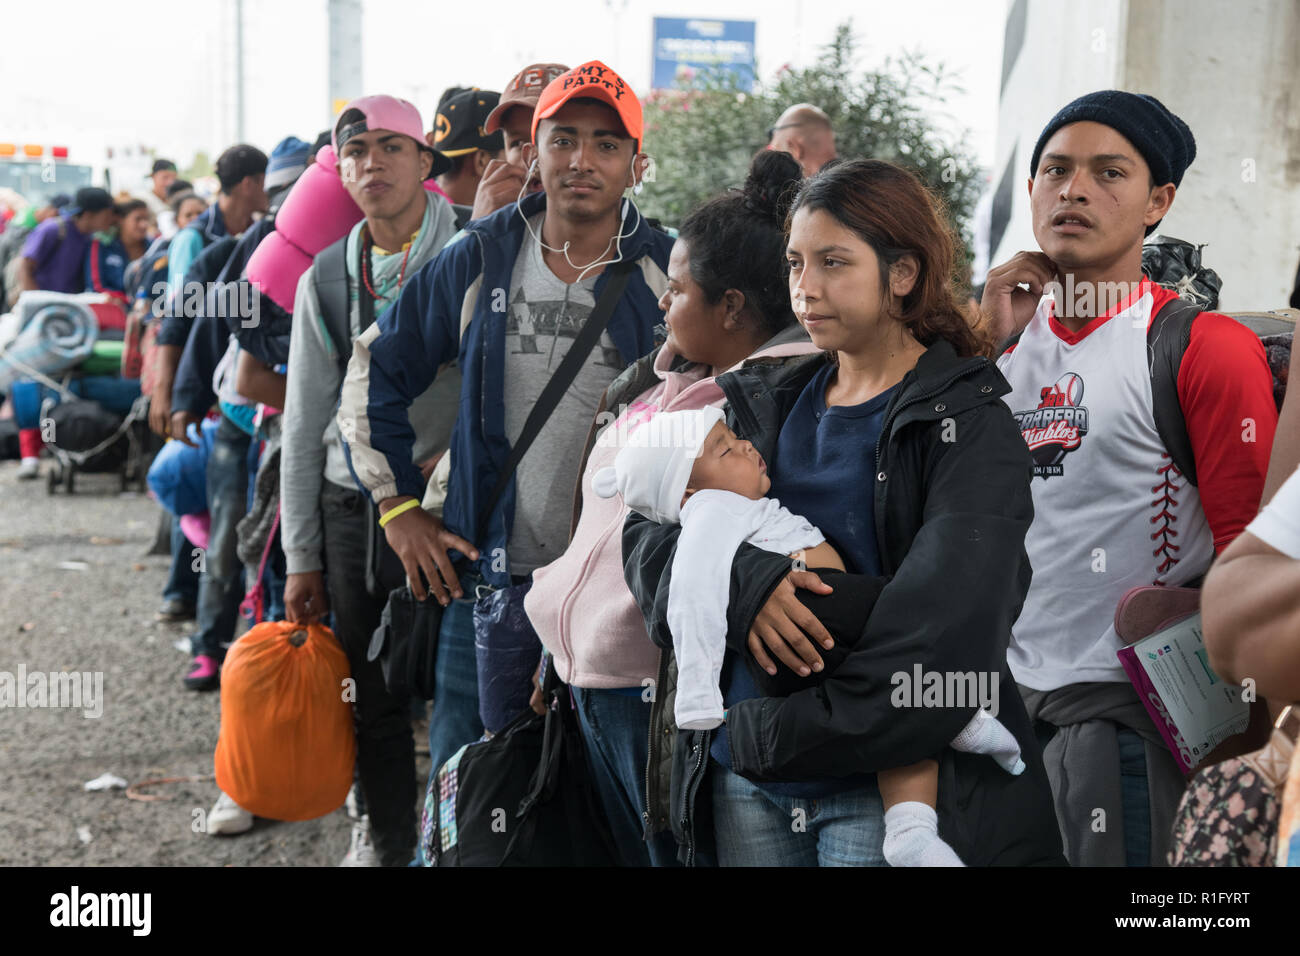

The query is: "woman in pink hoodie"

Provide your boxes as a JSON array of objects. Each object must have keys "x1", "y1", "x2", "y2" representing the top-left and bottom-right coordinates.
[{"x1": 524, "y1": 150, "x2": 813, "y2": 865}]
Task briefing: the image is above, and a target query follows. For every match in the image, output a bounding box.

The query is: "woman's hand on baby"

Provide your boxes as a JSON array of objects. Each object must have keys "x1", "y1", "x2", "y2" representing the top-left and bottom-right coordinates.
[{"x1": 747, "y1": 570, "x2": 835, "y2": 677}]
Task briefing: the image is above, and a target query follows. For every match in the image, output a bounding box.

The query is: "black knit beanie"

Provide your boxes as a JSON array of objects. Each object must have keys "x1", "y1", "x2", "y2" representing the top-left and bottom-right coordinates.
[{"x1": 1029, "y1": 90, "x2": 1196, "y2": 189}]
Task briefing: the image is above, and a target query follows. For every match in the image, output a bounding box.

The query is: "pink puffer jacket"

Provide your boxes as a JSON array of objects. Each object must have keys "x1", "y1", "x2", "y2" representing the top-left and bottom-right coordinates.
[{"x1": 526, "y1": 335, "x2": 818, "y2": 688}]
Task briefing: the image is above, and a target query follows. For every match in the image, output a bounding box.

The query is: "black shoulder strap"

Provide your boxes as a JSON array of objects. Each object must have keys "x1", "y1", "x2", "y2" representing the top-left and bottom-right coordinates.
[
  {"x1": 313, "y1": 237, "x2": 351, "y2": 376},
  {"x1": 478, "y1": 260, "x2": 636, "y2": 539},
  {"x1": 998, "y1": 330, "x2": 1023, "y2": 356},
  {"x1": 1147, "y1": 296, "x2": 1202, "y2": 486}
]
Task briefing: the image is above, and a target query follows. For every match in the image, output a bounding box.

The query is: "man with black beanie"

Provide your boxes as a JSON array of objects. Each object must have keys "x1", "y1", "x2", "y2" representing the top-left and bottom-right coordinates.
[{"x1": 983, "y1": 91, "x2": 1278, "y2": 866}]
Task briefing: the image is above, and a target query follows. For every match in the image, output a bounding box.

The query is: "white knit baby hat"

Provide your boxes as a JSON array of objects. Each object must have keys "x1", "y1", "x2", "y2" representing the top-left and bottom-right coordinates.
[{"x1": 592, "y1": 406, "x2": 726, "y2": 523}]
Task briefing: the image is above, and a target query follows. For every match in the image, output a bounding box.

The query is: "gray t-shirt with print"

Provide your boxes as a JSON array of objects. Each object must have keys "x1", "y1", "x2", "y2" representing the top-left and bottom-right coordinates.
[{"x1": 503, "y1": 214, "x2": 623, "y2": 574}]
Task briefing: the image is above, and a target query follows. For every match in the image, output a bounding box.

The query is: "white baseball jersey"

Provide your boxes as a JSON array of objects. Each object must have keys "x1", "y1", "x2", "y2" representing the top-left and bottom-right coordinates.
[{"x1": 996, "y1": 279, "x2": 1267, "y2": 691}]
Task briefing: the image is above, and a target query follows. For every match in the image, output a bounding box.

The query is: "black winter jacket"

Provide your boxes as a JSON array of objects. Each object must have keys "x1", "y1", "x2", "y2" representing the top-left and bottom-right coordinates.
[{"x1": 623, "y1": 341, "x2": 1065, "y2": 866}]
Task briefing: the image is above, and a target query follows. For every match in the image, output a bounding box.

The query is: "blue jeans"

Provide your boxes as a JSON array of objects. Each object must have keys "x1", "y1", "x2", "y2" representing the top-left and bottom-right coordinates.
[
  {"x1": 710, "y1": 761, "x2": 887, "y2": 866},
  {"x1": 191, "y1": 416, "x2": 250, "y2": 660},
  {"x1": 260, "y1": 533, "x2": 286, "y2": 623},
  {"x1": 163, "y1": 514, "x2": 199, "y2": 606},
  {"x1": 1118, "y1": 728, "x2": 1151, "y2": 866},
  {"x1": 427, "y1": 572, "x2": 486, "y2": 775},
  {"x1": 572, "y1": 687, "x2": 682, "y2": 867}
]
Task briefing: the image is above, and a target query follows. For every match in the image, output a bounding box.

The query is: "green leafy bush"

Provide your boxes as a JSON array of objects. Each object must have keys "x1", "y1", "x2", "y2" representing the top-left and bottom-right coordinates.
[{"x1": 640, "y1": 22, "x2": 981, "y2": 256}]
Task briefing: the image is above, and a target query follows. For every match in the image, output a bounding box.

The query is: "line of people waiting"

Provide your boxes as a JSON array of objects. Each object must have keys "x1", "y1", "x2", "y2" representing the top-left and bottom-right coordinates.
[{"x1": 6, "y1": 60, "x2": 1290, "y2": 868}]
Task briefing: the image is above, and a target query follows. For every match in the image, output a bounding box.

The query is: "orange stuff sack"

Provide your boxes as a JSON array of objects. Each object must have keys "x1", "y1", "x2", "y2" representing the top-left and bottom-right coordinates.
[{"x1": 214, "y1": 621, "x2": 355, "y2": 821}]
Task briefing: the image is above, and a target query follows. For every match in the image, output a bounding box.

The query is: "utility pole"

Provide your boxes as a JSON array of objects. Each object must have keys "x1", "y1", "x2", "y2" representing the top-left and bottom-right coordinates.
[
  {"x1": 604, "y1": 0, "x2": 627, "y2": 74},
  {"x1": 234, "y1": 0, "x2": 245, "y2": 142},
  {"x1": 329, "y1": 0, "x2": 363, "y2": 125}
]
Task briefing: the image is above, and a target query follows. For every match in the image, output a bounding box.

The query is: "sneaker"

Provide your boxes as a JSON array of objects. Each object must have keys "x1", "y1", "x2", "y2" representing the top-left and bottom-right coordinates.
[
  {"x1": 339, "y1": 816, "x2": 380, "y2": 866},
  {"x1": 16, "y1": 458, "x2": 39, "y2": 480},
  {"x1": 156, "y1": 598, "x2": 196, "y2": 623},
  {"x1": 183, "y1": 654, "x2": 220, "y2": 691},
  {"x1": 207, "y1": 791, "x2": 254, "y2": 836},
  {"x1": 345, "y1": 783, "x2": 364, "y2": 820}
]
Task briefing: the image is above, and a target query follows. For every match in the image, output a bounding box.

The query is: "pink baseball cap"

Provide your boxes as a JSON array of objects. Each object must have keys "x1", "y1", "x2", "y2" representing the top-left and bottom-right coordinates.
[{"x1": 332, "y1": 94, "x2": 450, "y2": 178}]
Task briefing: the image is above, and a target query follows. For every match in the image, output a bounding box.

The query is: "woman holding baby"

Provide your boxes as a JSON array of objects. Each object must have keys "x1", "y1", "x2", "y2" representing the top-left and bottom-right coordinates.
[
  {"x1": 531, "y1": 155, "x2": 1063, "y2": 867},
  {"x1": 523, "y1": 149, "x2": 816, "y2": 866}
]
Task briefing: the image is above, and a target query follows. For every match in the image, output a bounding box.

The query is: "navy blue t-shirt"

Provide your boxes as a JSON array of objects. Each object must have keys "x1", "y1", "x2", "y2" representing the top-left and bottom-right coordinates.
[{"x1": 711, "y1": 363, "x2": 897, "y2": 796}]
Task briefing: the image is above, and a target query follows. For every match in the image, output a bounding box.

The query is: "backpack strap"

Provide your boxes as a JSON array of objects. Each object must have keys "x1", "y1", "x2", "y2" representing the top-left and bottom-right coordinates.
[
  {"x1": 1146, "y1": 296, "x2": 1203, "y2": 486},
  {"x1": 88, "y1": 238, "x2": 104, "y2": 293},
  {"x1": 476, "y1": 259, "x2": 636, "y2": 541},
  {"x1": 313, "y1": 237, "x2": 351, "y2": 376}
]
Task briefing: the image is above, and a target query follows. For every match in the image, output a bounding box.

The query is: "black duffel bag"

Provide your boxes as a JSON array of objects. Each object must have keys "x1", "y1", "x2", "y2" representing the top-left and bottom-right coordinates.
[
  {"x1": 420, "y1": 661, "x2": 618, "y2": 867},
  {"x1": 48, "y1": 399, "x2": 128, "y2": 472}
]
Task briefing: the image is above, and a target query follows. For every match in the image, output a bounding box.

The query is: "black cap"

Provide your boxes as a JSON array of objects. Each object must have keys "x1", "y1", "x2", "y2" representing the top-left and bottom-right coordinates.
[
  {"x1": 67, "y1": 187, "x2": 114, "y2": 217},
  {"x1": 150, "y1": 158, "x2": 178, "y2": 175},
  {"x1": 1029, "y1": 90, "x2": 1196, "y2": 234},
  {"x1": 432, "y1": 88, "x2": 505, "y2": 158}
]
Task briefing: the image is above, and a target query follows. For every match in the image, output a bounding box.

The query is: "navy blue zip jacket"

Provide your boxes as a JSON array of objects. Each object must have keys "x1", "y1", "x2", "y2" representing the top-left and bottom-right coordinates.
[
  {"x1": 338, "y1": 190, "x2": 673, "y2": 588},
  {"x1": 170, "y1": 220, "x2": 275, "y2": 417}
]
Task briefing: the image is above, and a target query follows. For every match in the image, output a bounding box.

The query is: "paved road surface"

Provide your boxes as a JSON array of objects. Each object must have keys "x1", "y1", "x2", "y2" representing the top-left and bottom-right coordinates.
[{"x1": 0, "y1": 459, "x2": 428, "y2": 866}]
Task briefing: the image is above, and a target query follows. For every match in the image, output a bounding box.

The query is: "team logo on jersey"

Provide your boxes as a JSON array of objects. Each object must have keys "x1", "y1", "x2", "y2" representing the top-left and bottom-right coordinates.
[{"x1": 1013, "y1": 372, "x2": 1090, "y2": 478}]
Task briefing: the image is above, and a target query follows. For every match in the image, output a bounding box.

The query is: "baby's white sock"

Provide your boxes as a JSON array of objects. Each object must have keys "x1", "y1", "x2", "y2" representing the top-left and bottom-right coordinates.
[
  {"x1": 950, "y1": 708, "x2": 1026, "y2": 775},
  {"x1": 882, "y1": 802, "x2": 964, "y2": 867}
]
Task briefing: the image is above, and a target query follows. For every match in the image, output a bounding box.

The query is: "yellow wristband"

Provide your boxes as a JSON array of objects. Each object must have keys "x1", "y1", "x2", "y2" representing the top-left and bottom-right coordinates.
[{"x1": 378, "y1": 498, "x2": 421, "y2": 528}]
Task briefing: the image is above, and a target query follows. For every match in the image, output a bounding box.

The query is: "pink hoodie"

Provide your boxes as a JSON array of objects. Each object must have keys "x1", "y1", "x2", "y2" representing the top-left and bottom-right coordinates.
[{"x1": 525, "y1": 335, "x2": 819, "y2": 688}]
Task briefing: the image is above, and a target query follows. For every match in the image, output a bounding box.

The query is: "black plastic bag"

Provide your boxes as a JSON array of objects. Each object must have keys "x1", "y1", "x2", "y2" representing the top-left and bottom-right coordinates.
[
  {"x1": 1142, "y1": 235, "x2": 1223, "y2": 311},
  {"x1": 47, "y1": 399, "x2": 127, "y2": 472}
]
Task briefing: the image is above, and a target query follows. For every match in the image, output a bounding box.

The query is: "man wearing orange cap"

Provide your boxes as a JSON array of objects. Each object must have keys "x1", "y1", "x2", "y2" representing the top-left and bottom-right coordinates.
[
  {"x1": 336, "y1": 61, "x2": 673, "y2": 789},
  {"x1": 470, "y1": 63, "x2": 569, "y2": 220}
]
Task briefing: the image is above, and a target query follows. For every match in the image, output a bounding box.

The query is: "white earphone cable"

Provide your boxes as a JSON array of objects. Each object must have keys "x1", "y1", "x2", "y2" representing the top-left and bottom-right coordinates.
[{"x1": 513, "y1": 154, "x2": 644, "y2": 283}]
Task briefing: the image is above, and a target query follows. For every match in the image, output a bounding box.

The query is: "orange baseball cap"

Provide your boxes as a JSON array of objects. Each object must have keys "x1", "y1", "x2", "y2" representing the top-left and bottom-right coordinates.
[{"x1": 530, "y1": 60, "x2": 642, "y2": 147}]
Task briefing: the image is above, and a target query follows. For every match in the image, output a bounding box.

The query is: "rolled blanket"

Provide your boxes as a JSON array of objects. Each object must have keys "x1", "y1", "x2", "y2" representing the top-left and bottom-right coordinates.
[{"x1": 0, "y1": 293, "x2": 99, "y2": 392}]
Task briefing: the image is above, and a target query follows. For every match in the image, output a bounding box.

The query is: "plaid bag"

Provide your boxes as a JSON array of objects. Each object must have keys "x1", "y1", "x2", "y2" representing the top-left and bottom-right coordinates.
[{"x1": 418, "y1": 664, "x2": 617, "y2": 867}]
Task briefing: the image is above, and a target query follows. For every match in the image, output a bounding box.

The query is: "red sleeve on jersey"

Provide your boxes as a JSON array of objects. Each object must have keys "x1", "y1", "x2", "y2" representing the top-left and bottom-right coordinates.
[{"x1": 1177, "y1": 312, "x2": 1278, "y2": 552}]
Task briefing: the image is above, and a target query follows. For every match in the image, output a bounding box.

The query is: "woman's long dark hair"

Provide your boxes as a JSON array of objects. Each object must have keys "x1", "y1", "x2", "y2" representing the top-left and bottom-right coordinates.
[
  {"x1": 677, "y1": 149, "x2": 804, "y2": 339},
  {"x1": 787, "y1": 158, "x2": 990, "y2": 357}
]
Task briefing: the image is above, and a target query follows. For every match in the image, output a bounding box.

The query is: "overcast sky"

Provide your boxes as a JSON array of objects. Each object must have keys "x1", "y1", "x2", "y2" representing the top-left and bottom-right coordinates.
[{"x1": 2, "y1": 0, "x2": 1005, "y2": 179}]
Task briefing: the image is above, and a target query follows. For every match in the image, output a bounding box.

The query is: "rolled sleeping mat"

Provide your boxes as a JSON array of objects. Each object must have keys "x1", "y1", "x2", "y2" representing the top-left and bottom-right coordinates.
[
  {"x1": 244, "y1": 233, "x2": 314, "y2": 314},
  {"x1": 272, "y1": 145, "x2": 363, "y2": 258},
  {"x1": 0, "y1": 294, "x2": 99, "y2": 393},
  {"x1": 244, "y1": 144, "x2": 364, "y2": 313}
]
